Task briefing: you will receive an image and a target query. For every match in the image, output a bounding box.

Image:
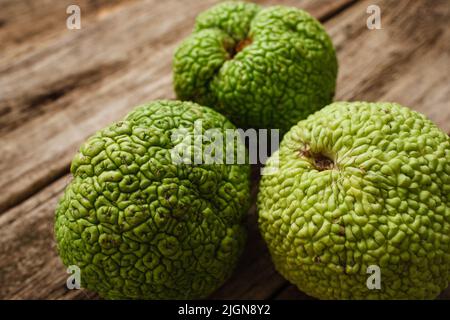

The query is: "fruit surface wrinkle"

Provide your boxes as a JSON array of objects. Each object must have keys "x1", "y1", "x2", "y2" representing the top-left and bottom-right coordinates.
[
  {"x1": 258, "y1": 101, "x2": 450, "y2": 299},
  {"x1": 173, "y1": 1, "x2": 338, "y2": 134},
  {"x1": 55, "y1": 100, "x2": 250, "y2": 299}
]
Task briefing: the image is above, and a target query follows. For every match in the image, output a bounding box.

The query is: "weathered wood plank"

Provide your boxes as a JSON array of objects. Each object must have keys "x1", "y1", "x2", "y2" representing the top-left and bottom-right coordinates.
[
  {"x1": 0, "y1": 0, "x2": 137, "y2": 65},
  {"x1": 1, "y1": 0, "x2": 449, "y2": 300},
  {"x1": 0, "y1": 175, "x2": 99, "y2": 299},
  {"x1": 0, "y1": 0, "x2": 356, "y2": 299},
  {"x1": 0, "y1": 0, "x2": 354, "y2": 215},
  {"x1": 330, "y1": 0, "x2": 450, "y2": 125}
]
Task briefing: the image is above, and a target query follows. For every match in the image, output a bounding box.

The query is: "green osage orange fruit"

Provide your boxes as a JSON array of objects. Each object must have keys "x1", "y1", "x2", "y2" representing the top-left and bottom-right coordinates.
[
  {"x1": 55, "y1": 100, "x2": 251, "y2": 299},
  {"x1": 258, "y1": 102, "x2": 450, "y2": 299},
  {"x1": 173, "y1": 1, "x2": 338, "y2": 135}
]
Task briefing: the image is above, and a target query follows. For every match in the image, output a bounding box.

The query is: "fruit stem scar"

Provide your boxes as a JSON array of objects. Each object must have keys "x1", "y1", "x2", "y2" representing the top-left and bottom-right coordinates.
[
  {"x1": 299, "y1": 148, "x2": 335, "y2": 171},
  {"x1": 229, "y1": 38, "x2": 253, "y2": 58},
  {"x1": 236, "y1": 38, "x2": 252, "y2": 52}
]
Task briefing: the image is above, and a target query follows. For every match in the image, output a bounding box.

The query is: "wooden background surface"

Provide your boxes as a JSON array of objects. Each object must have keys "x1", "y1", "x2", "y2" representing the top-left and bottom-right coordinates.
[{"x1": 0, "y1": 0, "x2": 449, "y2": 299}]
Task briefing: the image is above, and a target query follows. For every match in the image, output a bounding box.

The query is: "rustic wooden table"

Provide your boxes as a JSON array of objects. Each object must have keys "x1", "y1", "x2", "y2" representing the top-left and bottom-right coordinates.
[{"x1": 0, "y1": 0, "x2": 449, "y2": 300}]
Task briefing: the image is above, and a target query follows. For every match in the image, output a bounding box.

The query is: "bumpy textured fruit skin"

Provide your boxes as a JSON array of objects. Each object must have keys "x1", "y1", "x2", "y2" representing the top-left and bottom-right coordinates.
[
  {"x1": 173, "y1": 1, "x2": 337, "y2": 134},
  {"x1": 55, "y1": 100, "x2": 250, "y2": 299},
  {"x1": 258, "y1": 102, "x2": 450, "y2": 299}
]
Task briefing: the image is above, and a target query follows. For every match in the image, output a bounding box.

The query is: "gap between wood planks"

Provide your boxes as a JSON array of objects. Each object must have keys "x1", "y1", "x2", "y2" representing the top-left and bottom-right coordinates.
[{"x1": 1, "y1": 0, "x2": 450, "y2": 299}]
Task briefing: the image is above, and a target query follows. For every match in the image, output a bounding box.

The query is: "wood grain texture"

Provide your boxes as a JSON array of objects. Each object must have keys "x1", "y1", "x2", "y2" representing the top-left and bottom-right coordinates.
[
  {"x1": 0, "y1": 0, "x2": 449, "y2": 300},
  {"x1": 0, "y1": 0, "x2": 354, "y2": 215},
  {"x1": 0, "y1": 0, "x2": 137, "y2": 64}
]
